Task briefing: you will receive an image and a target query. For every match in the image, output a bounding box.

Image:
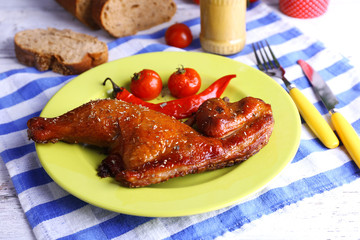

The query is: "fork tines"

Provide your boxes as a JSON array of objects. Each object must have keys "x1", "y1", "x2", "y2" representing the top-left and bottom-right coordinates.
[{"x1": 252, "y1": 40, "x2": 281, "y2": 71}]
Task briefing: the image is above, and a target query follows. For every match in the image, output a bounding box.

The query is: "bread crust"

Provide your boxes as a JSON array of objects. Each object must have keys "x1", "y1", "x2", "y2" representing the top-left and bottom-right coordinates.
[
  {"x1": 56, "y1": 0, "x2": 99, "y2": 29},
  {"x1": 14, "y1": 28, "x2": 108, "y2": 75},
  {"x1": 91, "y1": 0, "x2": 109, "y2": 31},
  {"x1": 92, "y1": 0, "x2": 177, "y2": 38},
  {"x1": 91, "y1": 0, "x2": 107, "y2": 27}
]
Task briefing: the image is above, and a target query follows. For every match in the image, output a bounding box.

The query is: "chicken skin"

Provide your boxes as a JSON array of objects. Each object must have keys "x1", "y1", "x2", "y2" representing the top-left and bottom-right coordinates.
[{"x1": 27, "y1": 97, "x2": 274, "y2": 187}]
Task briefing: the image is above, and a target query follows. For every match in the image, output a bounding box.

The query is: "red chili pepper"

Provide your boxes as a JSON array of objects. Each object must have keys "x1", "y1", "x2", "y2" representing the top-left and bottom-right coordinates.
[{"x1": 103, "y1": 74, "x2": 236, "y2": 119}]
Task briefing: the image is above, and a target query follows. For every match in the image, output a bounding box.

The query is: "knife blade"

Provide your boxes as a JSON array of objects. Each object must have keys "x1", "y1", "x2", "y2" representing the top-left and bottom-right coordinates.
[{"x1": 298, "y1": 59, "x2": 360, "y2": 168}]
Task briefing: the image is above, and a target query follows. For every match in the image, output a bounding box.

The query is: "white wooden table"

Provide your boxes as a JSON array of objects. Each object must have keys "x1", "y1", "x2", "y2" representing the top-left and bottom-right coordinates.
[{"x1": 1, "y1": 0, "x2": 360, "y2": 239}]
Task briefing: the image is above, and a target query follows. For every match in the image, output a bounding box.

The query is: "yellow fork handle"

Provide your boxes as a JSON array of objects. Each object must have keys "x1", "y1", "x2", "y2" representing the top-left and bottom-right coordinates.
[
  {"x1": 288, "y1": 88, "x2": 339, "y2": 149},
  {"x1": 331, "y1": 112, "x2": 360, "y2": 168}
]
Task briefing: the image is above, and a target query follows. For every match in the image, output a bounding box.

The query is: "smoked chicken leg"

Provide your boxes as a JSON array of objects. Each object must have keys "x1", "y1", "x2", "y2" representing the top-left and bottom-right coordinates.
[{"x1": 27, "y1": 97, "x2": 274, "y2": 187}]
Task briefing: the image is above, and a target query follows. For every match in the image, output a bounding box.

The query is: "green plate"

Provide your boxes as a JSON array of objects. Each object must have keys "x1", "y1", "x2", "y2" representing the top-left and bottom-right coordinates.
[{"x1": 36, "y1": 52, "x2": 301, "y2": 217}]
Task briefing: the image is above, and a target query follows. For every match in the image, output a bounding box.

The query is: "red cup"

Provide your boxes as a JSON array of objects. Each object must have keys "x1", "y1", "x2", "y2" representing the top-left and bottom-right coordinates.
[{"x1": 279, "y1": 0, "x2": 330, "y2": 19}]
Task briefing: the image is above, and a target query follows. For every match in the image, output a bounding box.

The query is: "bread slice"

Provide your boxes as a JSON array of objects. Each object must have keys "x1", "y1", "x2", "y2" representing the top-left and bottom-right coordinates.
[
  {"x1": 14, "y1": 28, "x2": 108, "y2": 75},
  {"x1": 55, "y1": 0, "x2": 99, "y2": 29},
  {"x1": 92, "y1": 0, "x2": 177, "y2": 38}
]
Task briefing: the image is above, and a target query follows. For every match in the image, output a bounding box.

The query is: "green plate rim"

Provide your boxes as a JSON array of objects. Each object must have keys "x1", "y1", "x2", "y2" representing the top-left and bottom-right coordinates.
[{"x1": 36, "y1": 51, "x2": 301, "y2": 217}]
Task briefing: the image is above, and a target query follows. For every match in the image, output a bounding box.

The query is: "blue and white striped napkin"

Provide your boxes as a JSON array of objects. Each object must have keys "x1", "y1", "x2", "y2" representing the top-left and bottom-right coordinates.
[{"x1": 1, "y1": 1, "x2": 359, "y2": 239}]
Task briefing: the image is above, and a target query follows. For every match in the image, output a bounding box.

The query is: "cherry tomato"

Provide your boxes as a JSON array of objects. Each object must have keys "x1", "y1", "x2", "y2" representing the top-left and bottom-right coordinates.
[
  {"x1": 130, "y1": 69, "x2": 162, "y2": 101},
  {"x1": 193, "y1": 0, "x2": 200, "y2": 4},
  {"x1": 168, "y1": 66, "x2": 201, "y2": 98},
  {"x1": 165, "y1": 23, "x2": 193, "y2": 48}
]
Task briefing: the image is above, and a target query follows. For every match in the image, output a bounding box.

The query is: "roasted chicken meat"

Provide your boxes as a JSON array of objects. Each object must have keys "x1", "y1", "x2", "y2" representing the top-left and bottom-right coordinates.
[{"x1": 27, "y1": 97, "x2": 274, "y2": 187}]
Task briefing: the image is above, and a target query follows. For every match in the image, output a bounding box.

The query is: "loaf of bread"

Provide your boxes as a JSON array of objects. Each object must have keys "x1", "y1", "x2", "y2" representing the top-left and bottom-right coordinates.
[
  {"x1": 55, "y1": 0, "x2": 99, "y2": 29},
  {"x1": 92, "y1": 0, "x2": 177, "y2": 37},
  {"x1": 14, "y1": 28, "x2": 108, "y2": 75},
  {"x1": 56, "y1": 0, "x2": 177, "y2": 38}
]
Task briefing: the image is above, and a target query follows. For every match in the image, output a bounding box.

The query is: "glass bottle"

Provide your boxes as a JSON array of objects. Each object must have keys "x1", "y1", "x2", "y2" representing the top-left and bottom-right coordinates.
[{"x1": 200, "y1": 0, "x2": 246, "y2": 55}]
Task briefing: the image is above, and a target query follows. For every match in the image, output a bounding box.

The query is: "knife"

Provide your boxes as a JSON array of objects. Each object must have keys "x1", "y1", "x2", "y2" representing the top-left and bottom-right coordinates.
[{"x1": 298, "y1": 59, "x2": 360, "y2": 168}]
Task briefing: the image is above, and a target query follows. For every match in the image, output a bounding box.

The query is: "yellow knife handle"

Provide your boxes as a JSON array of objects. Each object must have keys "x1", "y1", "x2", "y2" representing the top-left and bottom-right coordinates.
[
  {"x1": 331, "y1": 112, "x2": 360, "y2": 168},
  {"x1": 289, "y1": 87, "x2": 339, "y2": 149}
]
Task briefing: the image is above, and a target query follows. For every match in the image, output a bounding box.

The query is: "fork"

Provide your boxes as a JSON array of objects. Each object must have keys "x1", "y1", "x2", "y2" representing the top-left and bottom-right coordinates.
[{"x1": 252, "y1": 40, "x2": 339, "y2": 149}]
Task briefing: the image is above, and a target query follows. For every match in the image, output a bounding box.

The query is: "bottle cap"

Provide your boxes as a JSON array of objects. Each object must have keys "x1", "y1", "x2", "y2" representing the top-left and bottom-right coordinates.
[{"x1": 279, "y1": 0, "x2": 329, "y2": 19}]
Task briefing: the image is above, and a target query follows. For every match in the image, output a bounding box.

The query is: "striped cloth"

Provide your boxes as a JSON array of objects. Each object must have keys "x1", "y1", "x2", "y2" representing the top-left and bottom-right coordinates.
[{"x1": 1, "y1": 1, "x2": 360, "y2": 239}]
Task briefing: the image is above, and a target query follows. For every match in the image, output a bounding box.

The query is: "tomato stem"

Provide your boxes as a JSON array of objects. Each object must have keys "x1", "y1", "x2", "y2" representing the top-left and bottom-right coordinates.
[
  {"x1": 132, "y1": 72, "x2": 140, "y2": 81},
  {"x1": 176, "y1": 65, "x2": 186, "y2": 74}
]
